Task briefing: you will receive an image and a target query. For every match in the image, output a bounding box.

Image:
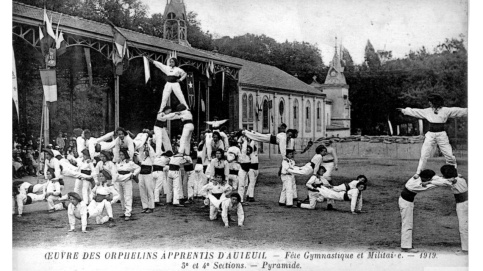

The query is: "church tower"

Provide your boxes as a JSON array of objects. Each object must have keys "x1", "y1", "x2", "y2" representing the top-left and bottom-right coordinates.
[
  {"x1": 319, "y1": 38, "x2": 351, "y2": 136},
  {"x1": 163, "y1": 0, "x2": 190, "y2": 46}
]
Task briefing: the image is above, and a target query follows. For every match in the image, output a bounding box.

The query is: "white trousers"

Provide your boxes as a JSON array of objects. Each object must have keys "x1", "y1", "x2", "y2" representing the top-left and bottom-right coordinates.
[
  {"x1": 74, "y1": 179, "x2": 92, "y2": 203},
  {"x1": 88, "y1": 199, "x2": 113, "y2": 224},
  {"x1": 247, "y1": 169, "x2": 259, "y2": 198},
  {"x1": 168, "y1": 171, "x2": 182, "y2": 204},
  {"x1": 417, "y1": 131, "x2": 456, "y2": 174},
  {"x1": 59, "y1": 160, "x2": 91, "y2": 179},
  {"x1": 47, "y1": 195, "x2": 66, "y2": 211},
  {"x1": 300, "y1": 191, "x2": 325, "y2": 209},
  {"x1": 279, "y1": 175, "x2": 295, "y2": 206},
  {"x1": 153, "y1": 170, "x2": 167, "y2": 203},
  {"x1": 209, "y1": 193, "x2": 227, "y2": 220},
  {"x1": 153, "y1": 126, "x2": 172, "y2": 155},
  {"x1": 322, "y1": 162, "x2": 335, "y2": 181},
  {"x1": 115, "y1": 181, "x2": 133, "y2": 217},
  {"x1": 188, "y1": 173, "x2": 206, "y2": 198},
  {"x1": 237, "y1": 169, "x2": 249, "y2": 202},
  {"x1": 133, "y1": 133, "x2": 149, "y2": 150},
  {"x1": 398, "y1": 196, "x2": 414, "y2": 249},
  {"x1": 159, "y1": 82, "x2": 188, "y2": 112},
  {"x1": 178, "y1": 123, "x2": 194, "y2": 155},
  {"x1": 290, "y1": 163, "x2": 314, "y2": 176},
  {"x1": 244, "y1": 131, "x2": 271, "y2": 143},
  {"x1": 456, "y1": 201, "x2": 468, "y2": 251},
  {"x1": 139, "y1": 173, "x2": 155, "y2": 209}
]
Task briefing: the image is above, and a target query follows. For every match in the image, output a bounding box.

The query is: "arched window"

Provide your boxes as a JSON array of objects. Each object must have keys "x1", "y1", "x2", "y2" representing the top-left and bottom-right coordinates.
[
  {"x1": 317, "y1": 101, "x2": 322, "y2": 132},
  {"x1": 306, "y1": 100, "x2": 311, "y2": 133},
  {"x1": 242, "y1": 94, "x2": 247, "y2": 122},
  {"x1": 279, "y1": 98, "x2": 285, "y2": 123},
  {"x1": 293, "y1": 99, "x2": 299, "y2": 130},
  {"x1": 262, "y1": 99, "x2": 269, "y2": 130},
  {"x1": 248, "y1": 94, "x2": 254, "y2": 122}
]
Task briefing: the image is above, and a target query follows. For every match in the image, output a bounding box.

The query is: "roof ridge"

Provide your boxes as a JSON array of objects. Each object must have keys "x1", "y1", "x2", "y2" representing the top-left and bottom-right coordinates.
[{"x1": 13, "y1": 1, "x2": 182, "y2": 45}]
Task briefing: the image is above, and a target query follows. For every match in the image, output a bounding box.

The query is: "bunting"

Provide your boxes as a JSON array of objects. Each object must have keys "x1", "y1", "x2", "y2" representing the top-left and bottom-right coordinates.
[
  {"x1": 143, "y1": 56, "x2": 151, "y2": 83},
  {"x1": 111, "y1": 25, "x2": 129, "y2": 75},
  {"x1": 84, "y1": 48, "x2": 93, "y2": 86}
]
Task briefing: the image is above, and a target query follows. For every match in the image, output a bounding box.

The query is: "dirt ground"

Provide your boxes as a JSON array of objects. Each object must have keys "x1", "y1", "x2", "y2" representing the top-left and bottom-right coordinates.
[{"x1": 12, "y1": 156, "x2": 467, "y2": 251}]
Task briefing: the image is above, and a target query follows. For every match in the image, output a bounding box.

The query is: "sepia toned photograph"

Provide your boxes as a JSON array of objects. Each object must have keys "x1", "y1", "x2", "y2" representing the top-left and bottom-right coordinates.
[{"x1": 11, "y1": 0, "x2": 472, "y2": 270}]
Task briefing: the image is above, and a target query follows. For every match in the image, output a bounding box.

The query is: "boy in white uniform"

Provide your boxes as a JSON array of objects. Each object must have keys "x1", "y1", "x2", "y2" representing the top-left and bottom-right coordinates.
[
  {"x1": 154, "y1": 106, "x2": 175, "y2": 155},
  {"x1": 67, "y1": 192, "x2": 88, "y2": 233},
  {"x1": 298, "y1": 166, "x2": 331, "y2": 210},
  {"x1": 439, "y1": 165, "x2": 468, "y2": 255},
  {"x1": 12, "y1": 181, "x2": 47, "y2": 217},
  {"x1": 398, "y1": 169, "x2": 452, "y2": 253},
  {"x1": 115, "y1": 150, "x2": 141, "y2": 220},
  {"x1": 112, "y1": 127, "x2": 135, "y2": 163},
  {"x1": 219, "y1": 193, "x2": 245, "y2": 228},
  {"x1": 279, "y1": 150, "x2": 296, "y2": 207},
  {"x1": 151, "y1": 57, "x2": 188, "y2": 113},
  {"x1": 243, "y1": 123, "x2": 291, "y2": 158},
  {"x1": 170, "y1": 104, "x2": 194, "y2": 156},
  {"x1": 44, "y1": 170, "x2": 68, "y2": 213},
  {"x1": 247, "y1": 140, "x2": 259, "y2": 202},
  {"x1": 397, "y1": 94, "x2": 467, "y2": 178},
  {"x1": 89, "y1": 172, "x2": 116, "y2": 228},
  {"x1": 153, "y1": 150, "x2": 172, "y2": 206}
]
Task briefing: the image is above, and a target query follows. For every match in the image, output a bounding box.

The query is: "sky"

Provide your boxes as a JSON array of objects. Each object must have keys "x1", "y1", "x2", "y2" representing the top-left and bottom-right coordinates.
[{"x1": 140, "y1": 0, "x2": 468, "y2": 64}]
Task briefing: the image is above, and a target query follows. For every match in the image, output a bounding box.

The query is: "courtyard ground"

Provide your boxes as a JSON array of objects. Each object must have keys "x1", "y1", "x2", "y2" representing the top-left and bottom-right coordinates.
[{"x1": 12, "y1": 156, "x2": 467, "y2": 251}]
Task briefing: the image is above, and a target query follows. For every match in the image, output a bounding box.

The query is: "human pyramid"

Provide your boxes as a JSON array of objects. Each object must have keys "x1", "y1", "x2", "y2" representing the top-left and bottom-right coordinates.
[{"x1": 12, "y1": 58, "x2": 468, "y2": 254}]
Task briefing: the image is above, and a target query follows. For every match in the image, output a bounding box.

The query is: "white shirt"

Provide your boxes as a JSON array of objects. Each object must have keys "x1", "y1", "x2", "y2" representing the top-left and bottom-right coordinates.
[
  {"x1": 281, "y1": 159, "x2": 295, "y2": 175},
  {"x1": 306, "y1": 175, "x2": 330, "y2": 190},
  {"x1": 220, "y1": 198, "x2": 244, "y2": 227},
  {"x1": 116, "y1": 160, "x2": 140, "y2": 182},
  {"x1": 153, "y1": 60, "x2": 186, "y2": 78},
  {"x1": 68, "y1": 201, "x2": 88, "y2": 231},
  {"x1": 113, "y1": 135, "x2": 135, "y2": 163},
  {"x1": 404, "y1": 175, "x2": 451, "y2": 193},
  {"x1": 206, "y1": 158, "x2": 229, "y2": 179},
  {"x1": 206, "y1": 119, "x2": 228, "y2": 128},
  {"x1": 401, "y1": 107, "x2": 467, "y2": 123},
  {"x1": 171, "y1": 109, "x2": 193, "y2": 121}
]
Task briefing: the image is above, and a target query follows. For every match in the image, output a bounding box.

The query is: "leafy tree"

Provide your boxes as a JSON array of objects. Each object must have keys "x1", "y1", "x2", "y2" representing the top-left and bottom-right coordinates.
[{"x1": 364, "y1": 39, "x2": 381, "y2": 70}]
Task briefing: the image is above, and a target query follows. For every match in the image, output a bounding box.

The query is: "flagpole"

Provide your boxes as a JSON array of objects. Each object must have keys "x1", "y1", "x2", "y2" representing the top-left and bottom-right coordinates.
[
  {"x1": 115, "y1": 75, "x2": 120, "y2": 129},
  {"x1": 39, "y1": 95, "x2": 44, "y2": 152},
  {"x1": 197, "y1": 81, "x2": 200, "y2": 139}
]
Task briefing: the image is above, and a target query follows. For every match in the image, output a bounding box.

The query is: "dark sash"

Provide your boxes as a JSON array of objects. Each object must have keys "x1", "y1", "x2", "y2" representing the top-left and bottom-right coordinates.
[
  {"x1": 140, "y1": 165, "x2": 153, "y2": 175},
  {"x1": 428, "y1": 122, "x2": 445, "y2": 132},
  {"x1": 454, "y1": 191, "x2": 468, "y2": 203},
  {"x1": 166, "y1": 75, "x2": 180, "y2": 83},
  {"x1": 400, "y1": 187, "x2": 417, "y2": 202}
]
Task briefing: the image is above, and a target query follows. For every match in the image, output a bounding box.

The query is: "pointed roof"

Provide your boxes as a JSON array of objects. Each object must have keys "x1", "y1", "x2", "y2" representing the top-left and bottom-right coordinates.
[
  {"x1": 163, "y1": 0, "x2": 187, "y2": 20},
  {"x1": 324, "y1": 38, "x2": 347, "y2": 85}
]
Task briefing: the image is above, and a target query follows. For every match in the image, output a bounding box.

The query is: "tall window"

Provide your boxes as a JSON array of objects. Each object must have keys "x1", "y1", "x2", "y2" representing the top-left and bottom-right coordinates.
[
  {"x1": 279, "y1": 99, "x2": 285, "y2": 123},
  {"x1": 293, "y1": 99, "x2": 299, "y2": 130},
  {"x1": 248, "y1": 94, "x2": 254, "y2": 122},
  {"x1": 305, "y1": 100, "x2": 311, "y2": 133},
  {"x1": 242, "y1": 94, "x2": 247, "y2": 122},
  {"x1": 262, "y1": 99, "x2": 269, "y2": 130},
  {"x1": 317, "y1": 101, "x2": 322, "y2": 132}
]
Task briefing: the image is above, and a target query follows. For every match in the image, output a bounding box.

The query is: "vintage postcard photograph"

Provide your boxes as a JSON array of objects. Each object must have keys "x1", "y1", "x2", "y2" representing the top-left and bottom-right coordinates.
[{"x1": 9, "y1": 0, "x2": 476, "y2": 270}]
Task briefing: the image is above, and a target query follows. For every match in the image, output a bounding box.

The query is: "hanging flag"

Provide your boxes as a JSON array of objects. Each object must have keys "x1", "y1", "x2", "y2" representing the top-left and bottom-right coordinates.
[
  {"x1": 201, "y1": 98, "x2": 205, "y2": 112},
  {"x1": 39, "y1": 26, "x2": 44, "y2": 40},
  {"x1": 205, "y1": 62, "x2": 210, "y2": 79},
  {"x1": 84, "y1": 48, "x2": 93, "y2": 86},
  {"x1": 110, "y1": 24, "x2": 129, "y2": 75},
  {"x1": 143, "y1": 56, "x2": 151, "y2": 83},
  {"x1": 39, "y1": 69, "x2": 57, "y2": 102},
  {"x1": 209, "y1": 61, "x2": 214, "y2": 73},
  {"x1": 43, "y1": 8, "x2": 56, "y2": 40},
  {"x1": 12, "y1": 47, "x2": 19, "y2": 120},
  {"x1": 186, "y1": 72, "x2": 195, "y2": 108}
]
